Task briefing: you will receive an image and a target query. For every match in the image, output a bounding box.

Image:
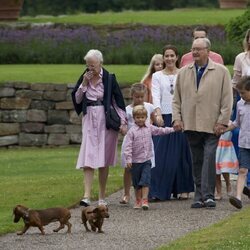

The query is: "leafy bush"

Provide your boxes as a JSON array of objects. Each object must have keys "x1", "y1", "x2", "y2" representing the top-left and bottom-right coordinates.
[
  {"x1": 21, "y1": 0, "x2": 175, "y2": 15},
  {"x1": 226, "y1": 9, "x2": 250, "y2": 46},
  {"x1": 21, "y1": 0, "x2": 221, "y2": 15},
  {"x1": 0, "y1": 24, "x2": 240, "y2": 65}
]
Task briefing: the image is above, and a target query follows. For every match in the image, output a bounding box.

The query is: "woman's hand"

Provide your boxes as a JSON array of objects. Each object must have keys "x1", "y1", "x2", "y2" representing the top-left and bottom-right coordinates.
[
  {"x1": 155, "y1": 114, "x2": 164, "y2": 127},
  {"x1": 119, "y1": 124, "x2": 127, "y2": 136},
  {"x1": 82, "y1": 70, "x2": 93, "y2": 86}
]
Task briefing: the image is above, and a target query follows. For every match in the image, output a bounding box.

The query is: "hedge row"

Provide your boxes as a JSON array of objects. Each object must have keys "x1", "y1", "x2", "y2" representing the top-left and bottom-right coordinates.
[
  {"x1": 21, "y1": 0, "x2": 219, "y2": 15},
  {"x1": 0, "y1": 24, "x2": 242, "y2": 65}
]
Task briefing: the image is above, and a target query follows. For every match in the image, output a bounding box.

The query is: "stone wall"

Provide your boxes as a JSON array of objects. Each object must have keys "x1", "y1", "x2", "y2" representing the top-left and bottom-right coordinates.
[{"x1": 0, "y1": 82, "x2": 131, "y2": 147}]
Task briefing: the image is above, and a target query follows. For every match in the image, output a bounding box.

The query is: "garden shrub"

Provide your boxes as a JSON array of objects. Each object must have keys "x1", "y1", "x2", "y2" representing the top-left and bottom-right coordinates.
[
  {"x1": 21, "y1": 0, "x2": 221, "y2": 15},
  {"x1": 226, "y1": 9, "x2": 250, "y2": 45}
]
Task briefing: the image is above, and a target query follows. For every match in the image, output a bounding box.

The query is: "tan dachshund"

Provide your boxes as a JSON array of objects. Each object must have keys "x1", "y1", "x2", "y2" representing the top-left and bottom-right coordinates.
[
  {"x1": 81, "y1": 205, "x2": 109, "y2": 233},
  {"x1": 13, "y1": 204, "x2": 72, "y2": 235}
]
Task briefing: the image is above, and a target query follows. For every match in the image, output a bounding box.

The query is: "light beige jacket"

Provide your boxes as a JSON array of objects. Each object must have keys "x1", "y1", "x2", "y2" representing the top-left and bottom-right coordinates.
[{"x1": 172, "y1": 59, "x2": 233, "y2": 134}]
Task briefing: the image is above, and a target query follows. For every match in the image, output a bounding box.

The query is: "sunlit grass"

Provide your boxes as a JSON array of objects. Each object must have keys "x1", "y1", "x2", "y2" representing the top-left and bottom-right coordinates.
[
  {"x1": 0, "y1": 64, "x2": 233, "y2": 86},
  {"x1": 0, "y1": 147, "x2": 123, "y2": 235},
  {"x1": 18, "y1": 9, "x2": 245, "y2": 26},
  {"x1": 158, "y1": 206, "x2": 250, "y2": 249}
]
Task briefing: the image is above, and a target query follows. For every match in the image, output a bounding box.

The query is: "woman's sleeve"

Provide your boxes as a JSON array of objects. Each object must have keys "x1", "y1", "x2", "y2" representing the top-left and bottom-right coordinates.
[
  {"x1": 71, "y1": 74, "x2": 85, "y2": 115},
  {"x1": 152, "y1": 73, "x2": 161, "y2": 109},
  {"x1": 75, "y1": 85, "x2": 87, "y2": 104},
  {"x1": 113, "y1": 99, "x2": 127, "y2": 125},
  {"x1": 232, "y1": 54, "x2": 242, "y2": 87},
  {"x1": 111, "y1": 74, "x2": 127, "y2": 125}
]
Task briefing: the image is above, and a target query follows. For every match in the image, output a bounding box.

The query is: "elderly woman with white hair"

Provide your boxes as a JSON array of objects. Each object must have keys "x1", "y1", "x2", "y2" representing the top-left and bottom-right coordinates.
[{"x1": 72, "y1": 49, "x2": 126, "y2": 206}]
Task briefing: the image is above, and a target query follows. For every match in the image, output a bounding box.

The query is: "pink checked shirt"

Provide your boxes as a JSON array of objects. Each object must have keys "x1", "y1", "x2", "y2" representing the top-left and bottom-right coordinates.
[
  {"x1": 233, "y1": 99, "x2": 250, "y2": 149},
  {"x1": 123, "y1": 123, "x2": 174, "y2": 164}
]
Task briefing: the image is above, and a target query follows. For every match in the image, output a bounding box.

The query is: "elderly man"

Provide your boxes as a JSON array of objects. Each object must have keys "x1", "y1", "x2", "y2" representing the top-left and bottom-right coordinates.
[{"x1": 172, "y1": 38, "x2": 233, "y2": 209}]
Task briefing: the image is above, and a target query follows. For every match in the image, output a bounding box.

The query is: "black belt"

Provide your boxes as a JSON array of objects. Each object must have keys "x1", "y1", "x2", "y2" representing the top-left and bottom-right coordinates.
[{"x1": 86, "y1": 99, "x2": 103, "y2": 106}]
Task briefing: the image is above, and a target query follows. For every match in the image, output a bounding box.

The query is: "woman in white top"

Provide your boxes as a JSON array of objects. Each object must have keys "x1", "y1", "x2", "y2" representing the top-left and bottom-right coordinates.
[{"x1": 149, "y1": 45, "x2": 194, "y2": 201}]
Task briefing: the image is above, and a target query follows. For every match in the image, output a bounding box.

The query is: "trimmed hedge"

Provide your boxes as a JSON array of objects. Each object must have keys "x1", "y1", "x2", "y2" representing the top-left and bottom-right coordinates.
[
  {"x1": 21, "y1": 0, "x2": 219, "y2": 15},
  {"x1": 0, "y1": 24, "x2": 241, "y2": 65},
  {"x1": 226, "y1": 9, "x2": 250, "y2": 45}
]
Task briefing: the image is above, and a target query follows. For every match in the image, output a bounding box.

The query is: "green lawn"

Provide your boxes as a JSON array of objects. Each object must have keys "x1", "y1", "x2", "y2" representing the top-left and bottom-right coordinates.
[
  {"x1": 0, "y1": 64, "x2": 147, "y2": 86},
  {"x1": 0, "y1": 147, "x2": 124, "y2": 235},
  {"x1": 18, "y1": 9, "x2": 245, "y2": 25},
  {"x1": 1, "y1": 147, "x2": 250, "y2": 250},
  {"x1": 0, "y1": 64, "x2": 233, "y2": 86},
  {"x1": 159, "y1": 206, "x2": 250, "y2": 250}
]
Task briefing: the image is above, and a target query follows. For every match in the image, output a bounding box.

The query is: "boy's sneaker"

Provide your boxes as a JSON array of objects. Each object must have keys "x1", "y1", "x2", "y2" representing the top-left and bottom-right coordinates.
[
  {"x1": 80, "y1": 198, "x2": 90, "y2": 207},
  {"x1": 133, "y1": 199, "x2": 142, "y2": 209},
  {"x1": 229, "y1": 196, "x2": 242, "y2": 209},
  {"x1": 204, "y1": 199, "x2": 216, "y2": 209},
  {"x1": 142, "y1": 199, "x2": 149, "y2": 210},
  {"x1": 243, "y1": 186, "x2": 250, "y2": 198}
]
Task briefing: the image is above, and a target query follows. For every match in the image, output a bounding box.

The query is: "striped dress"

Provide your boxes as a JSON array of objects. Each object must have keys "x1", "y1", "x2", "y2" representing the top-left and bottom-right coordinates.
[{"x1": 216, "y1": 131, "x2": 239, "y2": 175}]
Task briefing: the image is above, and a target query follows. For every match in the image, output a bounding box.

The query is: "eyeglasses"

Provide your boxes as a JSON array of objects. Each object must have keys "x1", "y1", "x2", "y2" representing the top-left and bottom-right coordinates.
[{"x1": 191, "y1": 47, "x2": 208, "y2": 52}]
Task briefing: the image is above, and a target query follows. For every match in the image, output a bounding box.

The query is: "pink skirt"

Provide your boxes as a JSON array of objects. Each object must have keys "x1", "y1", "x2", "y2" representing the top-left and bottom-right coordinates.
[{"x1": 76, "y1": 105, "x2": 118, "y2": 169}]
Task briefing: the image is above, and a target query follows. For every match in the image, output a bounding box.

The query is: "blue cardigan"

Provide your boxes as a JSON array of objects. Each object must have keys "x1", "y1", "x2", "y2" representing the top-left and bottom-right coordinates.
[{"x1": 71, "y1": 67, "x2": 126, "y2": 116}]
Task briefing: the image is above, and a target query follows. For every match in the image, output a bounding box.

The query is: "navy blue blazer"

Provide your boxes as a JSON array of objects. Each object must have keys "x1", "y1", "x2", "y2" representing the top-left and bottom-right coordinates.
[{"x1": 71, "y1": 68, "x2": 126, "y2": 116}]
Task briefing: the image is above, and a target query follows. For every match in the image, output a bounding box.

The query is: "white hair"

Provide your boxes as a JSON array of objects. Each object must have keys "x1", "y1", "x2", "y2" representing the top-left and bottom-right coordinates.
[
  {"x1": 203, "y1": 37, "x2": 211, "y2": 50},
  {"x1": 84, "y1": 49, "x2": 103, "y2": 63},
  {"x1": 194, "y1": 37, "x2": 211, "y2": 50}
]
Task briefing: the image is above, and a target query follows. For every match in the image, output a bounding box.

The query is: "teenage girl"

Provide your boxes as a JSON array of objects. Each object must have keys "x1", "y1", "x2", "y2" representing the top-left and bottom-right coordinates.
[{"x1": 141, "y1": 54, "x2": 163, "y2": 103}]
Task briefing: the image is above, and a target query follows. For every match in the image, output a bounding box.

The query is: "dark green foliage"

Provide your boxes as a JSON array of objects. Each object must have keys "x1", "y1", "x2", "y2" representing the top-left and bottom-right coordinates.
[
  {"x1": 21, "y1": 0, "x2": 218, "y2": 16},
  {"x1": 172, "y1": 0, "x2": 218, "y2": 8},
  {"x1": 226, "y1": 9, "x2": 250, "y2": 46}
]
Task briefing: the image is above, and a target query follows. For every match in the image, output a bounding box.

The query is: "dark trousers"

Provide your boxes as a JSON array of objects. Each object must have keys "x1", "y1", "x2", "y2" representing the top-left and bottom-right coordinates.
[{"x1": 185, "y1": 131, "x2": 219, "y2": 202}]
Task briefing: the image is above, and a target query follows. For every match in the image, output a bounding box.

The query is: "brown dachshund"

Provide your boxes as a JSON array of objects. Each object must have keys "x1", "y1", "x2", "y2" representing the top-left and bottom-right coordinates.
[
  {"x1": 81, "y1": 205, "x2": 109, "y2": 233},
  {"x1": 13, "y1": 204, "x2": 72, "y2": 235}
]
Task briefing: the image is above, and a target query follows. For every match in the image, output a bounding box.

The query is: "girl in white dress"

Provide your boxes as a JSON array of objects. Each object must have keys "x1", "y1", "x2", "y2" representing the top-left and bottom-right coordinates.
[{"x1": 120, "y1": 83, "x2": 156, "y2": 204}]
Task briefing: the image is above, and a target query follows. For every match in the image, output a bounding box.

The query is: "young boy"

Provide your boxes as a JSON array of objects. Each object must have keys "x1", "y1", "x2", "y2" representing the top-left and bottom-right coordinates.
[
  {"x1": 123, "y1": 105, "x2": 174, "y2": 210},
  {"x1": 225, "y1": 76, "x2": 250, "y2": 209}
]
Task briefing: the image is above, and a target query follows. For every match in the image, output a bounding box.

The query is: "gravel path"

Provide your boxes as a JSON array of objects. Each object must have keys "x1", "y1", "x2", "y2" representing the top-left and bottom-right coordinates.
[{"x1": 1, "y1": 181, "x2": 249, "y2": 250}]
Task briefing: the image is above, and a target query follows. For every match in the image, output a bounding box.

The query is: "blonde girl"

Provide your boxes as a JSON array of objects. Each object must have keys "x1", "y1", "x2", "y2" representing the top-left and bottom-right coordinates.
[{"x1": 141, "y1": 54, "x2": 163, "y2": 103}]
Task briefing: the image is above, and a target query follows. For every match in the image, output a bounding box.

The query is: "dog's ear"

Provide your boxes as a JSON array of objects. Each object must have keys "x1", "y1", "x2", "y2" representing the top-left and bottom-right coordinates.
[
  {"x1": 13, "y1": 205, "x2": 20, "y2": 214},
  {"x1": 13, "y1": 205, "x2": 21, "y2": 222},
  {"x1": 92, "y1": 208, "x2": 99, "y2": 214}
]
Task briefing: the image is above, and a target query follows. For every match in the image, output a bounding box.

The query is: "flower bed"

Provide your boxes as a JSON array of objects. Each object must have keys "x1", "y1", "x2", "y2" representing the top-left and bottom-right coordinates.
[{"x1": 0, "y1": 23, "x2": 240, "y2": 65}]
